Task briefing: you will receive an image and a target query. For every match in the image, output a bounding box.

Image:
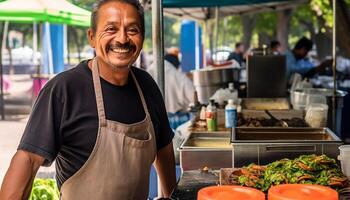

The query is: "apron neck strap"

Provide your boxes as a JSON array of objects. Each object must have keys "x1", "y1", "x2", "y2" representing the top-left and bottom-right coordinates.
[
  {"x1": 129, "y1": 70, "x2": 150, "y2": 116},
  {"x1": 92, "y1": 58, "x2": 107, "y2": 126},
  {"x1": 91, "y1": 58, "x2": 151, "y2": 125}
]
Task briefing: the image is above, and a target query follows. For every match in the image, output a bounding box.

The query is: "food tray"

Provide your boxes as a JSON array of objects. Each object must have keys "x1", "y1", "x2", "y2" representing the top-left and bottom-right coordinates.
[{"x1": 241, "y1": 98, "x2": 290, "y2": 110}]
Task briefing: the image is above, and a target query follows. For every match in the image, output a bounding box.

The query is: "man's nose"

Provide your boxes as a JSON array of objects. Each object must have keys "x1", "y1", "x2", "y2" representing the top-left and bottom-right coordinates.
[{"x1": 115, "y1": 28, "x2": 129, "y2": 44}]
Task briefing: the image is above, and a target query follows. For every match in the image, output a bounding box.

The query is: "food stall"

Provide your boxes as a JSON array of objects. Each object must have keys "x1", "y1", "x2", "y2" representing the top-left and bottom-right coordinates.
[{"x1": 149, "y1": 0, "x2": 350, "y2": 199}]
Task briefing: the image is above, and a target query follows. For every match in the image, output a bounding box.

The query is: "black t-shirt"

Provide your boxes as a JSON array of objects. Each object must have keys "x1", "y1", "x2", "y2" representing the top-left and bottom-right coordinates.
[{"x1": 18, "y1": 60, "x2": 174, "y2": 188}]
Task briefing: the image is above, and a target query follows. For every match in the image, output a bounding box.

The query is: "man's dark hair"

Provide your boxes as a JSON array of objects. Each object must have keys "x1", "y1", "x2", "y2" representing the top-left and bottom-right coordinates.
[
  {"x1": 235, "y1": 42, "x2": 243, "y2": 49},
  {"x1": 164, "y1": 54, "x2": 180, "y2": 69},
  {"x1": 90, "y1": 0, "x2": 145, "y2": 37},
  {"x1": 270, "y1": 40, "x2": 280, "y2": 49},
  {"x1": 294, "y1": 37, "x2": 313, "y2": 51}
]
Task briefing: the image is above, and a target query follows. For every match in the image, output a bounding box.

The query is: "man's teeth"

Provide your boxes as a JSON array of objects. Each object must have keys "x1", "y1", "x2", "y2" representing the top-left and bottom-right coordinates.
[{"x1": 111, "y1": 48, "x2": 130, "y2": 53}]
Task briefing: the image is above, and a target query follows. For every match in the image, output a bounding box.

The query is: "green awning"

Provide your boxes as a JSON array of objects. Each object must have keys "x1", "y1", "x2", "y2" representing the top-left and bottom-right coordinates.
[{"x1": 0, "y1": 0, "x2": 90, "y2": 26}]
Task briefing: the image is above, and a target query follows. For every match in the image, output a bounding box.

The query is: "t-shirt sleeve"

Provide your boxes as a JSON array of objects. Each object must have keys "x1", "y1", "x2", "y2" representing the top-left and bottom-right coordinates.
[{"x1": 17, "y1": 85, "x2": 63, "y2": 166}]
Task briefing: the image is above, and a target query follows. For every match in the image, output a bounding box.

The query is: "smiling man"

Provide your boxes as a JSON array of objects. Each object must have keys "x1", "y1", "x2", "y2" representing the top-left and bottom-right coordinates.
[{"x1": 0, "y1": 1, "x2": 176, "y2": 199}]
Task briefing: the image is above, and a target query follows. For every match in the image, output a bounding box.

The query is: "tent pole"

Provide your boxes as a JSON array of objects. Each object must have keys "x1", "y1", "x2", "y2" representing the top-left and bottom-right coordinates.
[
  {"x1": 332, "y1": 0, "x2": 337, "y2": 135},
  {"x1": 202, "y1": 20, "x2": 207, "y2": 68},
  {"x1": 195, "y1": 22, "x2": 200, "y2": 69},
  {"x1": 63, "y1": 24, "x2": 67, "y2": 68},
  {"x1": 45, "y1": 22, "x2": 53, "y2": 74},
  {"x1": 1, "y1": 21, "x2": 8, "y2": 51},
  {"x1": 152, "y1": 0, "x2": 164, "y2": 96},
  {"x1": 214, "y1": 6, "x2": 219, "y2": 62},
  {"x1": 33, "y1": 22, "x2": 38, "y2": 65},
  {"x1": 0, "y1": 22, "x2": 5, "y2": 120},
  {"x1": 152, "y1": 0, "x2": 164, "y2": 197},
  {"x1": 0, "y1": 21, "x2": 8, "y2": 120}
]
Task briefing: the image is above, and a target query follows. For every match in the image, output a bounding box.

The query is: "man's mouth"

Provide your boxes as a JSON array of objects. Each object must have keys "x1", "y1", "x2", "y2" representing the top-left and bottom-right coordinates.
[
  {"x1": 107, "y1": 42, "x2": 135, "y2": 55},
  {"x1": 110, "y1": 47, "x2": 131, "y2": 54}
]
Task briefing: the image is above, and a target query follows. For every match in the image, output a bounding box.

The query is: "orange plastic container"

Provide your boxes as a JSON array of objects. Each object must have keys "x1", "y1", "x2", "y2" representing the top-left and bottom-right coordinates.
[
  {"x1": 268, "y1": 184, "x2": 338, "y2": 200},
  {"x1": 197, "y1": 185, "x2": 265, "y2": 200}
]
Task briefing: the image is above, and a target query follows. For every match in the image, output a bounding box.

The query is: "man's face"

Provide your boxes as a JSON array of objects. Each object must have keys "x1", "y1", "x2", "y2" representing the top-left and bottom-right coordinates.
[
  {"x1": 88, "y1": 1, "x2": 143, "y2": 70},
  {"x1": 276, "y1": 45, "x2": 281, "y2": 52},
  {"x1": 237, "y1": 45, "x2": 244, "y2": 53},
  {"x1": 295, "y1": 48, "x2": 308, "y2": 59}
]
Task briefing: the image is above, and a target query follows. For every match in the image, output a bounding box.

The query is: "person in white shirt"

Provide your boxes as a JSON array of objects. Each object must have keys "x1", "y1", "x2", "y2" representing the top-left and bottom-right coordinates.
[{"x1": 147, "y1": 47, "x2": 195, "y2": 129}]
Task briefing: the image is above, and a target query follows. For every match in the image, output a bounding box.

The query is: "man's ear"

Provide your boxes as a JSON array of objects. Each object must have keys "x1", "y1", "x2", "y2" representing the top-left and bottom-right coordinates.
[{"x1": 87, "y1": 28, "x2": 95, "y2": 48}]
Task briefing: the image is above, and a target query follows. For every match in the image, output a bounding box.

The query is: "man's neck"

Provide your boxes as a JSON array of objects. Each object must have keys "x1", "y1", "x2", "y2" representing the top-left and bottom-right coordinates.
[{"x1": 88, "y1": 59, "x2": 129, "y2": 86}]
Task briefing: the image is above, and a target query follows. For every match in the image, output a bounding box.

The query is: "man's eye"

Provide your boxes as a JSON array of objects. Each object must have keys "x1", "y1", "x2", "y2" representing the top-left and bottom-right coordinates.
[
  {"x1": 128, "y1": 28, "x2": 139, "y2": 35},
  {"x1": 106, "y1": 27, "x2": 116, "y2": 32}
]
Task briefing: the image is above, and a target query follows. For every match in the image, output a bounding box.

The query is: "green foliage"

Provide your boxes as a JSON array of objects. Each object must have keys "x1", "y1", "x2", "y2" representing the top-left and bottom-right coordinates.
[
  {"x1": 290, "y1": 4, "x2": 315, "y2": 45},
  {"x1": 143, "y1": 11, "x2": 180, "y2": 51},
  {"x1": 29, "y1": 178, "x2": 60, "y2": 200},
  {"x1": 217, "y1": 15, "x2": 242, "y2": 48},
  {"x1": 254, "y1": 11, "x2": 277, "y2": 38},
  {"x1": 68, "y1": 0, "x2": 94, "y2": 11},
  {"x1": 310, "y1": 0, "x2": 333, "y2": 28}
]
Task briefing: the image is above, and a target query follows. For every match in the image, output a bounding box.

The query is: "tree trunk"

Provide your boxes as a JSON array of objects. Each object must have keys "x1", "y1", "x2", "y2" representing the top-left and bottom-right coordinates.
[
  {"x1": 22, "y1": 31, "x2": 27, "y2": 47},
  {"x1": 277, "y1": 9, "x2": 292, "y2": 53},
  {"x1": 241, "y1": 14, "x2": 256, "y2": 49},
  {"x1": 315, "y1": 32, "x2": 332, "y2": 59},
  {"x1": 335, "y1": 0, "x2": 350, "y2": 58}
]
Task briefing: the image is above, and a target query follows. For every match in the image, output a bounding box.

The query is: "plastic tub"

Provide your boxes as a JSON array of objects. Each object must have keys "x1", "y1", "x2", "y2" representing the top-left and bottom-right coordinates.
[
  {"x1": 197, "y1": 185, "x2": 265, "y2": 200},
  {"x1": 338, "y1": 145, "x2": 350, "y2": 178},
  {"x1": 268, "y1": 184, "x2": 338, "y2": 200},
  {"x1": 305, "y1": 103, "x2": 328, "y2": 128}
]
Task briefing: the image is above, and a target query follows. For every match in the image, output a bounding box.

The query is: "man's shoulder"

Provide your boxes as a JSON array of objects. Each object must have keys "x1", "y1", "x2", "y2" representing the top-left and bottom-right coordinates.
[
  {"x1": 131, "y1": 66, "x2": 161, "y2": 97},
  {"x1": 131, "y1": 66, "x2": 157, "y2": 85},
  {"x1": 50, "y1": 60, "x2": 89, "y2": 82},
  {"x1": 42, "y1": 60, "x2": 91, "y2": 94}
]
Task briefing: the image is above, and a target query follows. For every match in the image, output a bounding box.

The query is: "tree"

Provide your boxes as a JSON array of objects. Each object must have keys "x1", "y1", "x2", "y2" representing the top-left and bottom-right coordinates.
[
  {"x1": 277, "y1": 9, "x2": 292, "y2": 53},
  {"x1": 334, "y1": 0, "x2": 350, "y2": 58},
  {"x1": 254, "y1": 12, "x2": 278, "y2": 47},
  {"x1": 241, "y1": 14, "x2": 256, "y2": 49}
]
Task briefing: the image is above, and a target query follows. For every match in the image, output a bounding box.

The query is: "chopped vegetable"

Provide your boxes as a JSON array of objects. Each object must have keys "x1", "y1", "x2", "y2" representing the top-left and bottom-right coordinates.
[
  {"x1": 231, "y1": 154, "x2": 348, "y2": 191},
  {"x1": 29, "y1": 178, "x2": 60, "y2": 200}
]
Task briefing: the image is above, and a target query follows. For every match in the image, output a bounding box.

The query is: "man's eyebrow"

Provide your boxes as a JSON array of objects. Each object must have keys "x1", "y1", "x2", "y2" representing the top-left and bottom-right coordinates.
[
  {"x1": 103, "y1": 21, "x2": 140, "y2": 27},
  {"x1": 127, "y1": 22, "x2": 141, "y2": 28},
  {"x1": 105, "y1": 21, "x2": 119, "y2": 26}
]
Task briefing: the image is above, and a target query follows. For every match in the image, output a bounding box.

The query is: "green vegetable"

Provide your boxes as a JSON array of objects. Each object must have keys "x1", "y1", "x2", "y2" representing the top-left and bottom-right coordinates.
[
  {"x1": 29, "y1": 178, "x2": 60, "y2": 200},
  {"x1": 237, "y1": 154, "x2": 348, "y2": 191}
]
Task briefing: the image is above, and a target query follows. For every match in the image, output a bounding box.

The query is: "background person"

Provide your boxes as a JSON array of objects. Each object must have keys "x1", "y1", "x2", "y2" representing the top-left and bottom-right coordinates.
[
  {"x1": 285, "y1": 37, "x2": 332, "y2": 80},
  {"x1": 227, "y1": 42, "x2": 246, "y2": 66},
  {"x1": 148, "y1": 47, "x2": 195, "y2": 129},
  {"x1": 270, "y1": 40, "x2": 282, "y2": 55}
]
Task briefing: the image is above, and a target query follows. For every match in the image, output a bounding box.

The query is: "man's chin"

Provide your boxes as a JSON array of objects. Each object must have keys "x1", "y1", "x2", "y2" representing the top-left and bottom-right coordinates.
[{"x1": 109, "y1": 62, "x2": 132, "y2": 71}]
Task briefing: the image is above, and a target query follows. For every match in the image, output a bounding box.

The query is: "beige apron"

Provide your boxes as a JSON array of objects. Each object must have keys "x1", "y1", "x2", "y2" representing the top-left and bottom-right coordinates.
[{"x1": 60, "y1": 59, "x2": 157, "y2": 200}]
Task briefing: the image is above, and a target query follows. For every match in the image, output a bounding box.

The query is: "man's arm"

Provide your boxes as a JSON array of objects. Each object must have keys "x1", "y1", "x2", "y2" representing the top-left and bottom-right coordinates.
[
  {"x1": 0, "y1": 150, "x2": 45, "y2": 200},
  {"x1": 154, "y1": 142, "x2": 176, "y2": 197}
]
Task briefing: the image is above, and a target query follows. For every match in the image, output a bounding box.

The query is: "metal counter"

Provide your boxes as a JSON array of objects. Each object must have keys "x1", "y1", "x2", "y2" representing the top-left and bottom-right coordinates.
[{"x1": 231, "y1": 127, "x2": 342, "y2": 167}]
